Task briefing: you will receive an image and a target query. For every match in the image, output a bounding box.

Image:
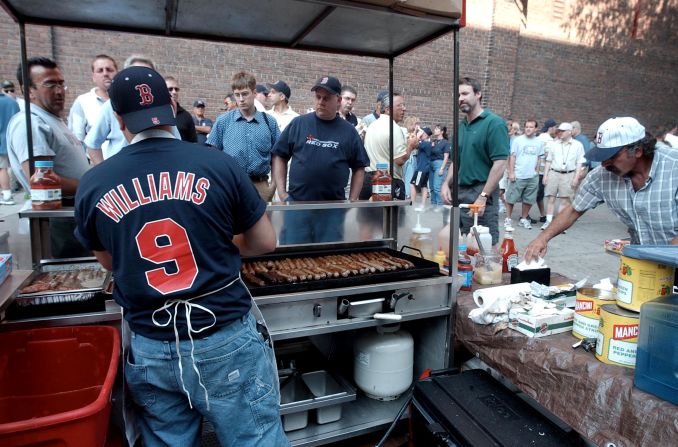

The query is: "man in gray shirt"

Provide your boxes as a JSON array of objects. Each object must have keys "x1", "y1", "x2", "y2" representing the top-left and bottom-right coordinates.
[{"x1": 7, "y1": 57, "x2": 90, "y2": 257}]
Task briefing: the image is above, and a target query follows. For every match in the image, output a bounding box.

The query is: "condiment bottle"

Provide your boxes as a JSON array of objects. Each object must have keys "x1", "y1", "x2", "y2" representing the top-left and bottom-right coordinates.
[
  {"x1": 457, "y1": 243, "x2": 473, "y2": 291},
  {"x1": 30, "y1": 160, "x2": 62, "y2": 210},
  {"x1": 371, "y1": 162, "x2": 392, "y2": 201},
  {"x1": 465, "y1": 232, "x2": 479, "y2": 259},
  {"x1": 410, "y1": 225, "x2": 433, "y2": 260},
  {"x1": 432, "y1": 247, "x2": 446, "y2": 268},
  {"x1": 500, "y1": 226, "x2": 519, "y2": 273}
]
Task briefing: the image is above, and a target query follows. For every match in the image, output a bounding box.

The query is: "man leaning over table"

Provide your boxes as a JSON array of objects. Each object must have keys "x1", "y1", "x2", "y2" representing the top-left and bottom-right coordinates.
[{"x1": 524, "y1": 117, "x2": 678, "y2": 262}]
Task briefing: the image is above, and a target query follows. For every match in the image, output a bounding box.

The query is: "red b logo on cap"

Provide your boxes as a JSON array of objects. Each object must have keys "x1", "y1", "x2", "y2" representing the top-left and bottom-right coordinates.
[{"x1": 135, "y1": 84, "x2": 154, "y2": 106}]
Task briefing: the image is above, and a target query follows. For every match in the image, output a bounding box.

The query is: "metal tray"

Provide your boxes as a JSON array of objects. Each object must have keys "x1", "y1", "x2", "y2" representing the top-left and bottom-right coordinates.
[
  {"x1": 14, "y1": 260, "x2": 111, "y2": 306},
  {"x1": 243, "y1": 247, "x2": 441, "y2": 296},
  {"x1": 279, "y1": 370, "x2": 356, "y2": 415}
]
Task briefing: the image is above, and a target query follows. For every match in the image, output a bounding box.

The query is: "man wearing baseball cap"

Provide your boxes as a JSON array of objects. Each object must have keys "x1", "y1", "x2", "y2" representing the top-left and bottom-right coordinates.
[
  {"x1": 525, "y1": 117, "x2": 678, "y2": 261},
  {"x1": 191, "y1": 99, "x2": 213, "y2": 145},
  {"x1": 272, "y1": 75, "x2": 369, "y2": 243},
  {"x1": 266, "y1": 80, "x2": 298, "y2": 131},
  {"x1": 540, "y1": 121, "x2": 586, "y2": 230},
  {"x1": 74, "y1": 66, "x2": 287, "y2": 446}
]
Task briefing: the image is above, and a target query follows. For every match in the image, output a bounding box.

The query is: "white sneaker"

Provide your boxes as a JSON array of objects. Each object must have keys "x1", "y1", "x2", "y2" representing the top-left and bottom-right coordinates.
[
  {"x1": 519, "y1": 218, "x2": 532, "y2": 229},
  {"x1": 0, "y1": 198, "x2": 14, "y2": 205},
  {"x1": 541, "y1": 221, "x2": 550, "y2": 230},
  {"x1": 504, "y1": 217, "x2": 512, "y2": 227}
]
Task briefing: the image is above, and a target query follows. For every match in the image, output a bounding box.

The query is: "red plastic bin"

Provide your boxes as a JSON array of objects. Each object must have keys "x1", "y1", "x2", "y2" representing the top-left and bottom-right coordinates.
[{"x1": 0, "y1": 325, "x2": 120, "y2": 447}]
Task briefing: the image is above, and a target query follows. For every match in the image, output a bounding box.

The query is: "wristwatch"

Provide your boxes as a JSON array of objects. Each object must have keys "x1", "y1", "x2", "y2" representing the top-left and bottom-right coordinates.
[{"x1": 480, "y1": 191, "x2": 488, "y2": 198}]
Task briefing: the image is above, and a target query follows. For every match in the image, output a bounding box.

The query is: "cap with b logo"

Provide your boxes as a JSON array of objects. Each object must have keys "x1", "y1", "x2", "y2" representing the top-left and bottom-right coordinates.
[
  {"x1": 586, "y1": 117, "x2": 646, "y2": 162},
  {"x1": 108, "y1": 66, "x2": 176, "y2": 134},
  {"x1": 311, "y1": 76, "x2": 342, "y2": 96}
]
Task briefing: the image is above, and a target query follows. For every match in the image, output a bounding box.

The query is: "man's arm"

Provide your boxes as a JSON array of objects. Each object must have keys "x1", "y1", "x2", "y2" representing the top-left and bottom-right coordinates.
[
  {"x1": 93, "y1": 250, "x2": 113, "y2": 270},
  {"x1": 441, "y1": 162, "x2": 455, "y2": 204},
  {"x1": 543, "y1": 160, "x2": 551, "y2": 185},
  {"x1": 22, "y1": 160, "x2": 79, "y2": 195},
  {"x1": 195, "y1": 125, "x2": 211, "y2": 134},
  {"x1": 87, "y1": 147, "x2": 104, "y2": 165},
  {"x1": 394, "y1": 133, "x2": 418, "y2": 166},
  {"x1": 348, "y1": 167, "x2": 365, "y2": 201},
  {"x1": 271, "y1": 155, "x2": 289, "y2": 201},
  {"x1": 233, "y1": 212, "x2": 276, "y2": 256},
  {"x1": 473, "y1": 159, "x2": 507, "y2": 215},
  {"x1": 671, "y1": 234, "x2": 678, "y2": 244},
  {"x1": 571, "y1": 162, "x2": 585, "y2": 188},
  {"x1": 523, "y1": 205, "x2": 585, "y2": 261},
  {"x1": 508, "y1": 154, "x2": 516, "y2": 182}
]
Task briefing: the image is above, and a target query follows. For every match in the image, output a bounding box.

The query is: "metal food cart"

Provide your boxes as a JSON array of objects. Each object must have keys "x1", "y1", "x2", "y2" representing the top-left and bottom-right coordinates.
[{"x1": 0, "y1": 1, "x2": 464, "y2": 445}]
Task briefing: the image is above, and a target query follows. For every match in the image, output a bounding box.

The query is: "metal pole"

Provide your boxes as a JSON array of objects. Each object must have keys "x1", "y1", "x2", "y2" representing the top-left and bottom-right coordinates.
[
  {"x1": 384, "y1": 57, "x2": 397, "y2": 248},
  {"x1": 447, "y1": 24, "x2": 461, "y2": 369},
  {"x1": 19, "y1": 21, "x2": 34, "y2": 176}
]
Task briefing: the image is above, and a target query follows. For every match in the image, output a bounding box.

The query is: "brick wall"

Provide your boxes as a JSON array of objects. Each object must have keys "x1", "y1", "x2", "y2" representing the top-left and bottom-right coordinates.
[{"x1": 0, "y1": 0, "x2": 676, "y2": 138}]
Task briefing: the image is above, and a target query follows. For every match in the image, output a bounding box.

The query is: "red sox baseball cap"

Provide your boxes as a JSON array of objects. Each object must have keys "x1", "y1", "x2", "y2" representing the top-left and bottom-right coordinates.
[
  {"x1": 587, "y1": 117, "x2": 646, "y2": 162},
  {"x1": 311, "y1": 76, "x2": 342, "y2": 96},
  {"x1": 108, "y1": 66, "x2": 176, "y2": 134}
]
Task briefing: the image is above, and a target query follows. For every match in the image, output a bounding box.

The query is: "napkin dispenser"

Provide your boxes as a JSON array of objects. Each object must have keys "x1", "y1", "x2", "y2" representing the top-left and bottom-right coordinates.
[{"x1": 510, "y1": 267, "x2": 551, "y2": 286}]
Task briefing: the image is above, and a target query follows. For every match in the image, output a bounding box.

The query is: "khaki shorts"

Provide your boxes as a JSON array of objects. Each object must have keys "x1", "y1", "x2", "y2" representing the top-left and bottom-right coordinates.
[
  {"x1": 0, "y1": 155, "x2": 9, "y2": 169},
  {"x1": 544, "y1": 170, "x2": 575, "y2": 198},
  {"x1": 506, "y1": 176, "x2": 539, "y2": 205}
]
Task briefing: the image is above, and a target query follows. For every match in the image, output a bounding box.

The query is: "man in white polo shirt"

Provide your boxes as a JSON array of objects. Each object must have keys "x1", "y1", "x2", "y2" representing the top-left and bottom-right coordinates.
[{"x1": 68, "y1": 54, "x2": 117, "y2": 150}]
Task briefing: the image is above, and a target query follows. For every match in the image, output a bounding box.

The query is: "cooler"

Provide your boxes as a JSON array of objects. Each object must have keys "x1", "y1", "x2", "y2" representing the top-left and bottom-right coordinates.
[
  {"x1": 0, "y1": 326, "x2": 120, "y2": 447},
  {"x1": 411, "y1": 369, "x2": 579, "y2": 446}
]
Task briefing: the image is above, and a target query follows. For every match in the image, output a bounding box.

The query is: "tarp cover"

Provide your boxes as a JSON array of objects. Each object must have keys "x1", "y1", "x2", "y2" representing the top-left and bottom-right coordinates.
[{"x1": 455, "y1": 273, "x2": 678, "y2": 447}]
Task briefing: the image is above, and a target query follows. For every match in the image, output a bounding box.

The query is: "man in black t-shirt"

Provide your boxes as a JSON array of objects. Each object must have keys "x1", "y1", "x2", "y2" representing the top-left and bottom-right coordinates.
[
  {"x1": 165, "y1": 76, "x2": 197, "y2": 142},
  {"x1": 272, "y1": 75, "x2": 369, "y2": 244}
]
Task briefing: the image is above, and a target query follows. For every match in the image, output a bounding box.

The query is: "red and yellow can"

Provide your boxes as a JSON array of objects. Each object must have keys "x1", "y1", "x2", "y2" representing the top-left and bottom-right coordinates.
[
  {"x1": 595, "y1": 304, "x2": 640, "y2": 368},
  {"x1": 572, "y1": 288, "x2": 616, "y2": 339}
]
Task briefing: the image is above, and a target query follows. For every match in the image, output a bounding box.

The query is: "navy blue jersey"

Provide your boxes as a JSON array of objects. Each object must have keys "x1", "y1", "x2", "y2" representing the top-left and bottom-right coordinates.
[
  {"x1": 416, "y1": 140, "x2": 432, "y2": 172},
  {"x1": 272, "y1": 113, "x2": 369, "y2": 201},
  {"x1": 75, "y1": 137, "x2": 266, "y2": 340}
]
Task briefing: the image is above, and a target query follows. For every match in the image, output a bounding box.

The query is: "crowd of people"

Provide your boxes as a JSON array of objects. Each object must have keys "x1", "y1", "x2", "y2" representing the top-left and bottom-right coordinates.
[{"x1": 0, "y1": 51, "x2": 676, "y2": 446}]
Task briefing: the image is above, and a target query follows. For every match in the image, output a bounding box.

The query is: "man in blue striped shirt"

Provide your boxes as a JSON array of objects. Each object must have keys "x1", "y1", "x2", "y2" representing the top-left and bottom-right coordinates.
[{"x1": 525, "y1": 117, "x2": 678, "y2": 261}]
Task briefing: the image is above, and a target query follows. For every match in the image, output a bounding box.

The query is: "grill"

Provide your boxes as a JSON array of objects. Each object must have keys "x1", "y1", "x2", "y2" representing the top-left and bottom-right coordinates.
[{"x1": 242, "y1": 247, "x2": 441, "y2": 296}]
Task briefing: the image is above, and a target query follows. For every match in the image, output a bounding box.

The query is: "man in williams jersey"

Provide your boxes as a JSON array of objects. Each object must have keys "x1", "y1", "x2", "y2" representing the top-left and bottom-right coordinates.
[{"x1": 74, "y1": 66, "x2": 288, "y2": 447}]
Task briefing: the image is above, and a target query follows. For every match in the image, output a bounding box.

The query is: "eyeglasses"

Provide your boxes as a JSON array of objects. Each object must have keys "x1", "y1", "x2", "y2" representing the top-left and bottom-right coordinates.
[
  {"x1": 37, "y1": 81, "x2": 67, "y2": 90},
  {"x1": 233, "y1": 91, "x2": 251, "y2": 99},
  {"x1": 168, "y1": 87, "x2": 180, "y2": 92},
  {"x1": 3, "y1": 89, "x2": 14, "y2": 93}
]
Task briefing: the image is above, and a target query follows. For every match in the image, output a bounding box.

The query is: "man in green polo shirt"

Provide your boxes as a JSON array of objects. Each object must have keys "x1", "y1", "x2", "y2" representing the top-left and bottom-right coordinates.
[{"x1": 441, "y1": 77, "x2": 509, "y2": 244}]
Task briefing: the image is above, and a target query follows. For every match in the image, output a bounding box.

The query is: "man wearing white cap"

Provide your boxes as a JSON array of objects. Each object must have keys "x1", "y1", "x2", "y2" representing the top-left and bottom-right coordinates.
[
  {"x1": 524, "y1": 117, "x2": 678, "y2": 261},
  {"x1": 540, "y1": 122, "x2": 586, "y2": 230}
]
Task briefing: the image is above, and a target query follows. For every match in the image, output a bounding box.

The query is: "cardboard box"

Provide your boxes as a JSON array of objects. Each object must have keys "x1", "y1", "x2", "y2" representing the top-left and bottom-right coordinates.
[
  {"x1": 0, "y1": 254, "x2": 12, "y2": 286},
  {"x1": 509, "y1": 306, "x2": 574, "y2": 337}
]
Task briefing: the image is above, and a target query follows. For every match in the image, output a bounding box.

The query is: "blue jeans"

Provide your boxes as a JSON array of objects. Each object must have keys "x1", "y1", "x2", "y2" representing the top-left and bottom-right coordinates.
[
  {"x1": 429, "y1": 159, "x2": 447, "y2": 205},
  {"x1": 280, "y1": 206, "x2": 346, "y2": 244},
  {"x1": 125, "y1": 313, "x2": 289, "y2": 447}
]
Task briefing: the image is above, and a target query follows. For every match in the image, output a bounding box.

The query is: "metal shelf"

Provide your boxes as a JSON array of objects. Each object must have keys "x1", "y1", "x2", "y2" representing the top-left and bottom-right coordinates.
[
  {"x1": 286, "y1": 392, "x2": 409, "y2": 446},
  {"x1": 271, "y1": 307, "x2": 452, "y2": 341}
]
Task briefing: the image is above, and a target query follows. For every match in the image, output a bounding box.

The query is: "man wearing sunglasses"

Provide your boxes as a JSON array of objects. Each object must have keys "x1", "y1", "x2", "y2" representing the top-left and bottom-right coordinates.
[
  {"x1": 165, "y1": 76, "x2": 197, "y2": 143},
  {"x1": 525, "y1": 117, "x2": 678, "y2": 261}
]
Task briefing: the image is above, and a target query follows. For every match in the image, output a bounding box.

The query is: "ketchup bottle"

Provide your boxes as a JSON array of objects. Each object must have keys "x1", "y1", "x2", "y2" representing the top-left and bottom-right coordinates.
[
  {"x1": 500, "y1": 226, "x2": 519, "y2": 273},
  {"x1": 30, "y1": 160, "x2": 62, "y2": 210},
  {"x1": 371, "y1": 162, "x2": 392, "y2": 201}
]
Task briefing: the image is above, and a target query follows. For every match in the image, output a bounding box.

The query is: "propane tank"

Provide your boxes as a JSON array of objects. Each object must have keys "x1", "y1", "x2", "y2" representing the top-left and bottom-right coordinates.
[{"x1": 354, "y1": 324, "x2": 414, "y2": 401}]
